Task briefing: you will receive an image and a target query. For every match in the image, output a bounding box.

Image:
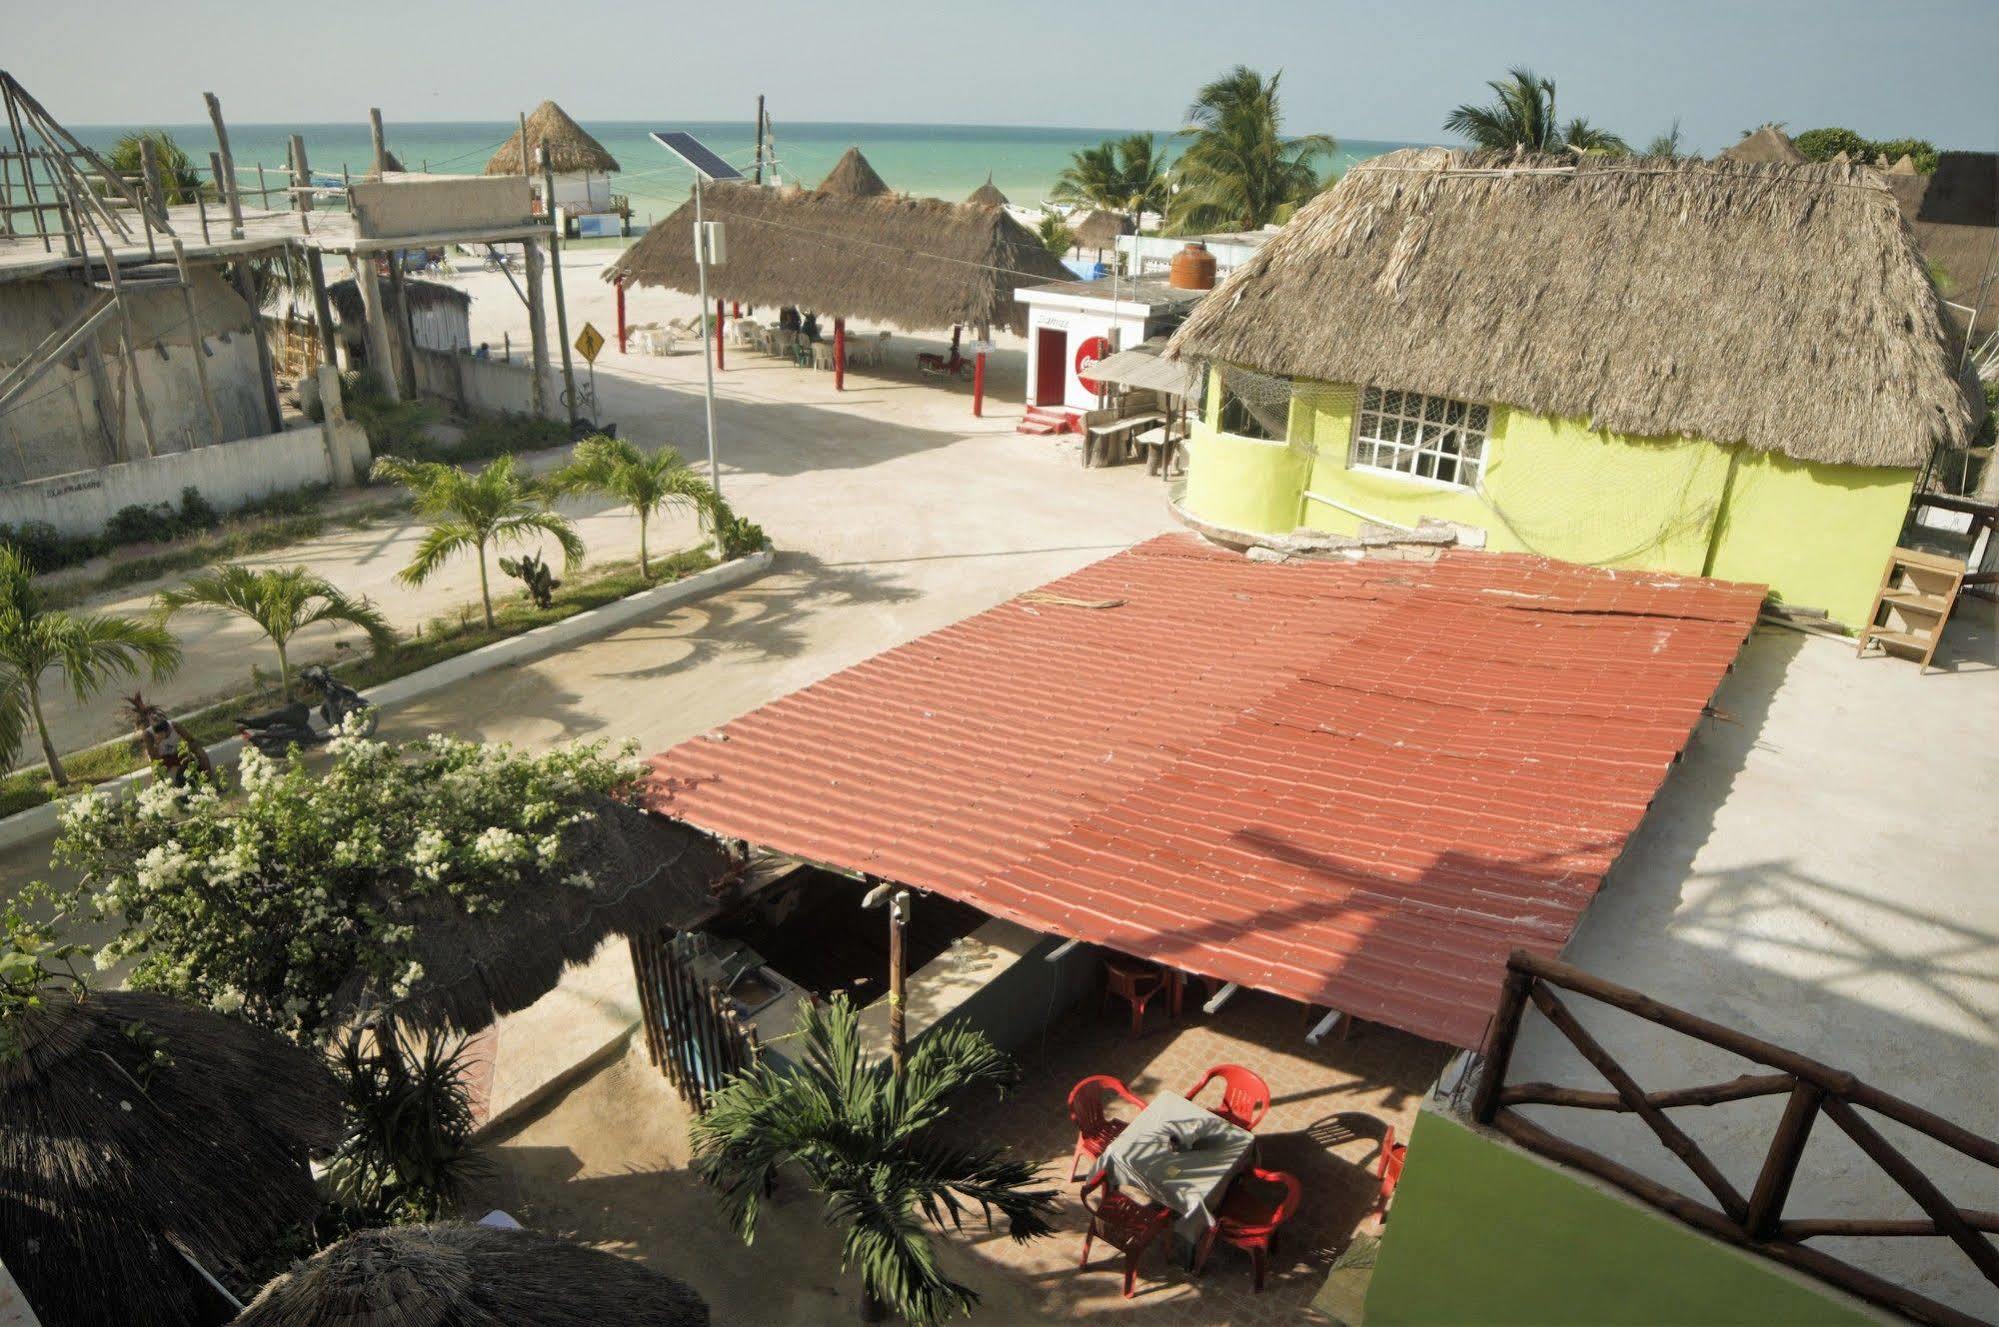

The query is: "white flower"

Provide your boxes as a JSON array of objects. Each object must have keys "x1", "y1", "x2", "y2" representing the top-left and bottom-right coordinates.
[
  {"x1": 135, "y1": 842, "x2": 191, "y2": 892},
  {"x1": 212, "y1": 988, "x2": 245, "y2": 1014},
  {"x1": 472, "y1": 826, "x2": 525, "y2": 864},
  {"x1": 390, "y1": 960, "x2": 425, "y2": 998},
  {"x1": 534, "y1": 834, "x2": 562, "y2": 864},
  {"x1": 134, "y1": 779, "x2": 187, "y2": 821}
]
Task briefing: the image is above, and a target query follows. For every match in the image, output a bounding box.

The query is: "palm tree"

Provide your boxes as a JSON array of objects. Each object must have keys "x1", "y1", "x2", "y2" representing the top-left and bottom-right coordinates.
[
  {"x1": 550, "y1": 436, "x2": 715, "y2": 579},
  {"x1": 1051, "y1": 132, "x2": 1170, "y2": 235},
  {"x1": 692, "y1": 995, "x2": 1059, "y2": 1325},
  {"x1": 154, "y1": 565, "x2": 396, "y2": 701},
  {"x1": 1645, "y1": 119, "x2": 1689, "y2": 159},
  {"x1": 1035, "y1": 212, "x2": 1075, "y2": 256},
  {"x1": 371, "y1": 454, "x2": 584, "y2": 630},
  {"x1": 1445, "y1": 67, "x2": 1562, "y2": 152},
  {"x1": 105, "y1": 130, "x2": 204, "y2": 204},
  {"x1": 1170, "y1": 66, "x2": 1335, "y2": 233},
  {"x1": 0, "y1": 545, "x2": 180, "y2": 785},
  {"x1": 1562, "y1": 118, "x2": 1631, "y2": 157}
]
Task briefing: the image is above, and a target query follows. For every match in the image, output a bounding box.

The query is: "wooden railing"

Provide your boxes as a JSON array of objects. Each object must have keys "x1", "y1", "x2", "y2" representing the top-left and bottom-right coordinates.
[
  {"x1": 629, "y1": 930, "x2": 761, "y2": 1112},
  {"x1": 1474, "y1": 950, "x2": 1999, "y2": 1327}
]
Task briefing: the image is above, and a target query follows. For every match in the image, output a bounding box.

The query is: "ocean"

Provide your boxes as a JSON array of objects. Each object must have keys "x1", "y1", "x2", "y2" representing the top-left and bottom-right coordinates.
[{"x1": 62, "y1": 119, "x2": 1426, "y2": 226}]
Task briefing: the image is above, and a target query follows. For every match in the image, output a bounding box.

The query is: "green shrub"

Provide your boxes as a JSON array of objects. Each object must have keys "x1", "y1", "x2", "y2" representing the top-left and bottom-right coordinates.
[
  {"x1": 0, "y1": 522, "x2": 98, "y2": 572},
  {"x1": 1793, "y1": 126, "x2": 1938, "y2": 172},
  {"x1": 407, "y1": 411, "x2": 571, "y2": 465},
  {"x1": 343, "y1": 370, "x2": 436, "y2": 456}
]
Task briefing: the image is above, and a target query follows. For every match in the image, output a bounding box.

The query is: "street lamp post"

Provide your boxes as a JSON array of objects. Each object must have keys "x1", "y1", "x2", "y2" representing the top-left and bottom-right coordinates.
[{"x1": 862, "y1": 879, "x2": 910, "y2": 1079}]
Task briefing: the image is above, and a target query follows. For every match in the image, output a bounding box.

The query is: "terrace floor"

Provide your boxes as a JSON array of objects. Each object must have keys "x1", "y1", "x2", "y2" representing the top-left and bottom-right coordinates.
[{"x1": 470, "y1": 982, "x2": 1451, "y2": 1326}]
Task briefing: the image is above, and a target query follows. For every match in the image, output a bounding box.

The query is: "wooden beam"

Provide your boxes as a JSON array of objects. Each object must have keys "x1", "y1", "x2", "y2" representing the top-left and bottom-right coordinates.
[
  {"x1": 1498, "y1": 1073, "x2": 1795, "y2": 1113},
  {"x1": 306, "y1": 249, "x2": 337, "y2": 371},
  {"x1": 202, "y1": 93, "x2": 244, "y2": 238},
  {"x1": 1530, "y1": 982, "x2": 1749, "y2": 1223},
  {"x1": 1782, "y1": 1213, "x2": 1999, "y2": 1239},
  {"x1": 540, "y1": 148, "x2": 578, "y2": 427},
  {"x1": 370, "y1": 108, "x2": 388, "y2": 177},
  {"x1": 0, "y1": 290, "x2": 116, "y2": 410},
  {"x1": 232, "y1": 261, "x2": 283, "y2": 433},
  {"x1": 170, "y1": 239, "x2": 227, "y2": 445},
  {"x1": 1822, "y1": 1096, "x2": 1999, "y2": 1287},
  {"x1": 1471, "y1": 964, "x2": 1534, "y2": 1123},
  {"x1": 354, "y1": 256, "x2": 400, "y2": 402},
  {"x1": 523, "y1": 240, "x2": 549, "y2": 419},
  {"x1": 1744, "y1": 1081, "x2": 1822, "y2": 1240},
  {"x1": 1, "y1": 81, "x2": 53, "y2": 253}
]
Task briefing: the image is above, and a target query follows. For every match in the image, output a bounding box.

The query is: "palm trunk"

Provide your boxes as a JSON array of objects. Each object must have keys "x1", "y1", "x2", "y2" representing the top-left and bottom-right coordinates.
[
  {"x1": 476, "y1": 537, "x2": 494, "y2": 630},
  {"x1": 275, "y1": 637, "x2": 292, "y2": 701},
  {"x1": 638, "y1": 509, "x2": 650, "y2": 580},
  {"x1": 28, "y1": 682, "x2": 65, "y2": 786}
]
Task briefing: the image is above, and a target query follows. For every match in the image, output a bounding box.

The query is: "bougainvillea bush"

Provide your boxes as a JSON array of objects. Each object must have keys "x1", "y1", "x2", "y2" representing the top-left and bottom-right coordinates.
[{"x1": 60, "y1": 728, "x2": 639, "y2": 1042}]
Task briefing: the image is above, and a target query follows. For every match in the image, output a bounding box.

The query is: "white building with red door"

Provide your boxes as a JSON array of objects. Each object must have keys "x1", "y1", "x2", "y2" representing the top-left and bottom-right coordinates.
[{"x1": 1017, "y1": 276, "x2": 1207, "y2": 424}]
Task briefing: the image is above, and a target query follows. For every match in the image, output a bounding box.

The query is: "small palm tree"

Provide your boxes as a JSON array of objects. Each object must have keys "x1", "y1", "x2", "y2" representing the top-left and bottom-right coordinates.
[
  {"x1": 1171, "y1": 66, "x2": 1335, "y2": 233},
  {"x1": 550, "y1": 436, "x2": 715, "y2": 579},
  {"x1": 154, "y1": 565, "x2": 396, "y2": 701},
  {"x1": 1561, "y1": 118, "x2": 1631, "y2": 157},
  {"x1": 693, "y1": 995, "x2": 1059, "y2": 1325},
  {"x1": 105, "y1": 130, "x2": 204, "y2": 204},
  {"x1": 1445, "y1": 67, "x2": 1562, "y2": 152},
  {"x1": 1645, "y1": 119, "x2": 1689, "y2": 159},
  {"x1": 1052, "y1": 132, "x2": 1171, "y2": 235},
  {"x1": 1035, "y1": 212, "x2": 1075, "y2": 256},
  {"x1": 0, "y1": 545, "x2": 180, "y2": 785},
  {"x1": 372, "y1": 454, "x2": 583, "y2": 630}
]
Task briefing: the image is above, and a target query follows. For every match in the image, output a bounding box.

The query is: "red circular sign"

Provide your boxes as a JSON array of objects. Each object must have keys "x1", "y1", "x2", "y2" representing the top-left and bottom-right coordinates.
[{"x1": 1074, "y1": 335, "x2": 1112, "y2": 394}]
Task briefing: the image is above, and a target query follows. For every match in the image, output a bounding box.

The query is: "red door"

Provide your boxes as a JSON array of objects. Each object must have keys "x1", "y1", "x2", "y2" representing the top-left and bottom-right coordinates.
[{"x1": 1035, "y1": 328, "x2": 1068, "y2": 406}]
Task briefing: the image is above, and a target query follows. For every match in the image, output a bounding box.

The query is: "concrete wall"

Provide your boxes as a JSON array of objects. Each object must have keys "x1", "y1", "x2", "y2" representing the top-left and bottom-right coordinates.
[
  {"x1": 1182, "y1": 367, "x2": 1919, "y2": 626},
  {"x1": 413, "y1": 346, "x2": 548, "y2": 417},
  {"x1": 1365, "y1": 1110, "x2": 1878, "y2": 1326},
  {"x1": 0, "y1": 271, "x2": 269, "y2": 484},
  {"x1": 352, "y1": 175, "x2": 533, "y2": 239},
  {"x1": 0, "y1": 420, "x2": 366, "y2": 538}
]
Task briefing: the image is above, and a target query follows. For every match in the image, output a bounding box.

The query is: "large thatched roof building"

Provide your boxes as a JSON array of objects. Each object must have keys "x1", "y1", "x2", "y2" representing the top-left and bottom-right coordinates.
[
  {"x1": 1166, "y1": 148, "x2": 1973, "y2": 628},
  {"x1": 1884, "y1": 150, "x2": 1998, "y2": 337},
  {"x1": 1072, "y1": 208, "x2": 1133, "y2": 253},
  {"x1": 233, "y1": 1222, "x2": 708, "y2": 1326},
  {"x1": 486, "y1": 100, "x2": 620, "y2": 176},
  {"x1": 605, "y1": 173, "x2": 1071, "y2": 337}
]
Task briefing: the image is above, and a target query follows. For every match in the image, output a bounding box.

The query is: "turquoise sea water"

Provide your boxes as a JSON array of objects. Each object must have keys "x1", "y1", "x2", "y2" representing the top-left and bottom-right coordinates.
[{"x1": 64, "y1": 120, "x2": 1426, "y2": 225}]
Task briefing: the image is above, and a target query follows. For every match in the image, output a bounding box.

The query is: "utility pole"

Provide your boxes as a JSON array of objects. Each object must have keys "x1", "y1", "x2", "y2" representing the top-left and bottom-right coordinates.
[
  {"x1": 694, "y1": 175, "x2": 722, "y2": 518},
  {"x1": 862, "y1": 881, "x2": 909, "y2": 1079},
  {"x1": 541, "y1": 146, "x2": 579, "y2": 429},
  {"x1": 753, "y1": 95, "x2": 766, "y2": 185}
]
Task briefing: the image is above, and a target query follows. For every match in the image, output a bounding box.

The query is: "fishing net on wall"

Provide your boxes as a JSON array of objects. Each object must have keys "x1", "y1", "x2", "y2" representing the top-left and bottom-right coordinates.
[{"x1": 1203, "y1": 361, "x2": 1728, "y2": 566}]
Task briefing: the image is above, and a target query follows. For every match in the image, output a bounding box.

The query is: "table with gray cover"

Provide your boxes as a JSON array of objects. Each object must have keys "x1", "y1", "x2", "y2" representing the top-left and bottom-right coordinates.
[{"x1": 1087, "y1": 1090, "x2": 1255, "y2": 1256}]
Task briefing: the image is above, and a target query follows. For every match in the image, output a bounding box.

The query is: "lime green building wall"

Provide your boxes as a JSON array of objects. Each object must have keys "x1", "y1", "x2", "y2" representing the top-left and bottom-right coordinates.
[
  {"x1": 1365, "y1": 1112, "x2": 1879, "y2": 1326},
  {"x1": 1183, "y1": 370, "x2": 1915, "y2": 626}
]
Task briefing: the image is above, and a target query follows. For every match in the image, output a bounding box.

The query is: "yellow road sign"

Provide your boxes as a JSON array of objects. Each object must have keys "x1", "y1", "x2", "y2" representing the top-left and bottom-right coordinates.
[{"x1": 574, "y1": 322, "x2": 605, "y2": 364}]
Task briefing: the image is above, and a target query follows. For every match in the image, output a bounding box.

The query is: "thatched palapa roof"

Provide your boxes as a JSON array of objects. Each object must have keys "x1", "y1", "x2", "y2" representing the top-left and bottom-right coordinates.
[
  {"x1": 967, "y1": 173, "x2": 1008, "y2": 207},
  {"x1": 326, "y1": 277, "x2": 469, "y2": 326},
  {"x1": 1072, "y1": 208, "x2": 1132, "y2": 251},
  {"x1": 332, "y1": 795, "x2": 737, "y2": 1034},
  {"x1": 232, "y1": 1222, "x2": 709, "y2": 1327},
  {"x1": 2, "y1": 990, "x2": 340, "y2": 1327},
  {"x1": 605, "y1": 180, "x2": 1073, "y2": 335},
  {"x1": 817, "y1": 147, "x2": 891, "y2": 197},
  {"x1": 1719, "y1": 125, "x2": 1807, "y2": 165},
  {"x1": 1166, "y1": 148, "x2": 1973, "y2": 468},
  {"x1": 486, "y1": 100, "x2": 620, "y2": 176},
  {"x1": 1885, "y1": 150, "x2": 1998, "y2": 336}
]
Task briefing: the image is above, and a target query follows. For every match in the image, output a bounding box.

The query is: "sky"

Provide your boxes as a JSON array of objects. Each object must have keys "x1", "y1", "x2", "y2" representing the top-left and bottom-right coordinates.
[{"x1": 9, "y1": 0, "x2": 1996, "y2": 152}]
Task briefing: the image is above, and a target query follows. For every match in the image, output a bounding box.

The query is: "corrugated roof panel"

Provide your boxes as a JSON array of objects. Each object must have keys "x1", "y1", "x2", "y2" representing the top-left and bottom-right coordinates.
[{"x1": 644, "y1": 535, "x2": 1761, "y2": 1049}]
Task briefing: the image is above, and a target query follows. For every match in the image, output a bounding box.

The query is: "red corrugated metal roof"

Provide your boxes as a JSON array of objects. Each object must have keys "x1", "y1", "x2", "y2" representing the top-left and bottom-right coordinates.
[{"x1": 642, "y1": 536, "x2": 1762, "y2": 1049}]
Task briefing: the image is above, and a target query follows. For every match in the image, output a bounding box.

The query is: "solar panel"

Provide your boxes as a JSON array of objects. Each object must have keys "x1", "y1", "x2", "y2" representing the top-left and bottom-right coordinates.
[{"x1": 650, "y1": 131, "x2": 744, "y2": 182}]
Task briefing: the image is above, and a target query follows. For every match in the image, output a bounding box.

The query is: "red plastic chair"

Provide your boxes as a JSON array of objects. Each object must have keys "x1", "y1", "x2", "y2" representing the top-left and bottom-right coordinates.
[
  {"x1": 1103, "y1": 957, "x2": 1166, "y2": 1037},
  {"x1": 1066, "y1": 1075, "x2": 1146, "y2": 1181},
  {"x1": 1185, "y1": 1064, "x2": 1271, "y2": 1132},
  {"x1": 1196, "y1": 1167, "x2": 1303, "y2": 1293},
  {"x1": 1079, "y1": 1173, "x2": 1174, "y2": 1299},
  {"x1": 1373, "y1": 1124, "x2": 1408, "y2": 1227}
]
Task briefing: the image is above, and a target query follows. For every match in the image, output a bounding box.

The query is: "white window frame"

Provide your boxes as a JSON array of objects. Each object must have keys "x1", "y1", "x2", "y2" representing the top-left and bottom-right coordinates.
[{"x1": 1348, "y1": 387, "x2": 1492, "y2": 490}]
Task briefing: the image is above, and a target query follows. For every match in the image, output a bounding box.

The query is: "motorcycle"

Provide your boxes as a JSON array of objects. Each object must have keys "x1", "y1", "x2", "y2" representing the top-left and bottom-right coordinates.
[{"x1": 235, "y1": 665, "x2": 378, "y2": 756}]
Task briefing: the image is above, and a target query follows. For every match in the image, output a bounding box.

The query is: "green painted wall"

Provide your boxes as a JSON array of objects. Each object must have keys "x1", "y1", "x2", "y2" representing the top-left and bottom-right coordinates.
[
  {"x1": 1184, "y1": 370, "x2": 1916, "y2": 627},
  {"x1": 1706, "y1": 450, "x2": 1914, "y2": 627},
  {"x1": 1365, "y1": 1112, "x2": 1879, "y2": 1326}
]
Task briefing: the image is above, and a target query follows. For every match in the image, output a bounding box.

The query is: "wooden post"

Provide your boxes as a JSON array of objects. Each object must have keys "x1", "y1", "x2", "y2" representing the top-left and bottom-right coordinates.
[
  {"x1": 973, "y1": 320, "x2": 988, "y2": 416},
  {"x1": 233, "y1": 261, "x2": 283, "y2": 432},
  {"x1": 53, "y1": 157, "x2": 155, "y2": 460},
  {"x1": 289, "y1": 134, "x2": 312, "y2": 213},
  {"x1": 753, "y1": 93, "x2": 766, "y2": 184},
  {"x1": 523, "y1": 240, "x2": 550, "y2": 419},
  {"x1": 138, "y1": 136, "x2": 165, "y2": 217},
  {"x1": 715, "y1": 297, "x2": 725, "y2": 371},
  {"x1": 1745, "y1": 1081, "x2": 1822, "y2": 1240},
  {"x1": 255, "y1": 162, "x2": 269, "y2": 208},
  {"x1": 2, "y1": 84, "x2": 52, "y2": 253},
  {"x1": 540, "y1": 148, "x2": 579, "y2": 427},
  {"x1": 386, "y1": 261, "x2": 417, "y2": 398},
  {"x1": 1472, "y1": 964, "x2": 1534, "y2": 1123},
  {"x1": 355, "y1": 256, "x2": 400, "y2": 401},
  {"x1": 887, "y1": 890, "x2": 908, "y2": 1080},
  {"x1": 616, "y1": 279, "x2": 627, "y2": 353},
  {"x1": 306, "y1": 250, "x2": 337, "y2": 369},
  {"x1": 170, "y1": 239, "x2": 227, "y2": 446},
  {"x1": 369, "y1": 108, "x2": 388, "y2": 177},
  {"x1": 833, "y1": 316, "x2": 845, "y2": 390},
  {"x1": 202, "y1": 93, "x2": 244, "y2": 238}
]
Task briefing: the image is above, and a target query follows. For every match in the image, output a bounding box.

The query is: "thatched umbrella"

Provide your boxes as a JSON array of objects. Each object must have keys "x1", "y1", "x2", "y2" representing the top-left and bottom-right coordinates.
[
  {"x1": 1717, "y1": 124, "x2": 1807, "y2": 165},
  {"x1": 966, "y1": 173, "x2": 1008, "y2": 207},
  {"x1": 484, "y1": 101, "x2": 621, "y2": 176},
  {"x1": 232, "y1": 1222, "x2": 709, "y2": 1326},
  {"x1": 1071, "y1": 208, "x2": 1131, "y2": 253},
  {"x1": 1, "y1": 990, "x2": 340, "y2": 1327},
  {"x1": 1166, "y1": 147, "x2": 1973, "y2": 469},
  {"x1": 334, "y1": 796, "x2": 738, "y2": 1035},
  {"x1": 816, "y1": 147, "x2": 890, "y2": 198}
]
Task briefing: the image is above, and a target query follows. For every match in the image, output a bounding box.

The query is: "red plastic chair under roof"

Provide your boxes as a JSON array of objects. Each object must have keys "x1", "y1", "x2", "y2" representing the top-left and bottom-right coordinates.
[
  {"x1": 1066, "y1": 1075, "x2": 1146, "y2": 1182},
  {"x1": 1079, "y1": 1173, "x2": 1175, "y2": 1299},
  {"x1": 1374, "y1": 1124, "x2": 1408, "y2": 1227},
  {"x1": 1196, "y1": 1167, "x2": 1303, "y2": 1293},
  {"x1": 1103, "y1": 956, "x2": 1167, "y2": 1038},
  {"x1": 1185, "y1": 1064, "x2": 1271, "y2": 1132}
]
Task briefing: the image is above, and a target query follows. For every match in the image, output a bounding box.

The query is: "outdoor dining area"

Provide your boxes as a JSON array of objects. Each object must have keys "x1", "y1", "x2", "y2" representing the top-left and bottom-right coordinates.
[{"x1": 1074, "y1": 339, "x2": 1199, "y2": 479}]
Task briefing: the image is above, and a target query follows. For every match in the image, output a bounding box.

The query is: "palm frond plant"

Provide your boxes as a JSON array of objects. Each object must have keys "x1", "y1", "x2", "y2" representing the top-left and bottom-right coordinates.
[
  {"x1": 692, "y1": 995, "x2": 1059, "y2": 1325},
  {"x1": 154, "y1": 564, "x2": 396, "y2": 701},
  {"x1": 323, "y1": 1023, "x2": 487, "y2": 1223},
  {"x1": 1051, "y1": 133, "x2": 1171, "y2": 235},
  {"x1": 1645, "y1": 119, "x2": 1689, "y2": 159},
  {"x1": 1561, "y1": 118, "x2": 1631, "y2": 157},
  {"x1": 105, "y1": 130, "x2": 204, "y2": 204},
  {"x1": 1035, "y1": 212, "x2": 1075, "y2": 256},
  {"x1": 0, "y1": 545, "x2": 180, "y2": 785},
  {"x1": 1170, "y1": 66, "x2": 1335, "y2": 233},
  {"x1": 551, "y1": 436, "x2": 715, "y2": 579},
  {"x1": 1445, "y1": 66, "x2": 1562, "y2": 152},
  {"x1": 371, "y1": 454, "x2": 584, "y2": 629}
]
